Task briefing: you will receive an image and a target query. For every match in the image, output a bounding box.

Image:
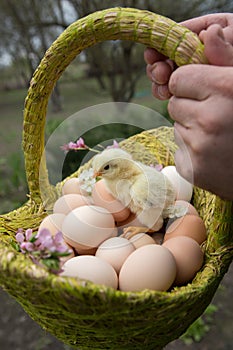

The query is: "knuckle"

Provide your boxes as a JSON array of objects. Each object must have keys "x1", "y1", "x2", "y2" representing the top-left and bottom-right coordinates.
[{"x1": 197, "y1": 110, "x2": 219, "y2": 135}]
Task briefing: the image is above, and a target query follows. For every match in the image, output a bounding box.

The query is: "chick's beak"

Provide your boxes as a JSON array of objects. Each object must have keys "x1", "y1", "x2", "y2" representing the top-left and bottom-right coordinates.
[{"x1": 93, "y1": 171, "x2": 102, "y2": 178}]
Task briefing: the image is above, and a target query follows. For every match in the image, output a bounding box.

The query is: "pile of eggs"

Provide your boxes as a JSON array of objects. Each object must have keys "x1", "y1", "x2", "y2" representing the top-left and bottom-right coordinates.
[{"x1": 38, "y1": 165, "x2": 207, "y2": 292}]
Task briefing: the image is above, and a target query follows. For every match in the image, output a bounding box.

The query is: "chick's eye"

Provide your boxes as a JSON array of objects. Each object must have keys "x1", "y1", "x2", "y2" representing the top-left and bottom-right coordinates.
[{"x1": 103, "y1": 164, "x2": 110, "y2": 171}]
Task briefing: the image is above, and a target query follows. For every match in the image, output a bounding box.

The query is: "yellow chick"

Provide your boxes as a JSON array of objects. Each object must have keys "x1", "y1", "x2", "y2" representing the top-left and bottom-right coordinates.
[{"x1": 92, "y1": 148, "x2": 186, "y2": 237}]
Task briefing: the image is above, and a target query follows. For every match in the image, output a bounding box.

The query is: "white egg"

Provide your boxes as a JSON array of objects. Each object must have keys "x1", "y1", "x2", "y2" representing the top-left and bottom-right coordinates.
[
  {"x1": 95, "y1": 237, "x2": 135, "y2": 273},
  {"x1": 60, "y1": 255, "x2": 118, "y2": 289},
  {"x1": 161, "y1": 166, "x2": 193, "y2": 202},
  {"x1": 62, "y1": 205, "x2": 116, "y2": 249}
]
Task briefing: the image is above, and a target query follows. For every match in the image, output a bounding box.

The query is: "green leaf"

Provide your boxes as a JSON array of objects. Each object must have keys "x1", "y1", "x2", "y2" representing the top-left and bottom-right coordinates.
[
  {"x1": 29, "y1": 232, "x2": 38, "y2": 243},
  {"x1": 41, "y1": 257, "x2": 60, "y2": 272},
  {"x1": 10, "y1": 240, "x2": 20, "y2": 252}
]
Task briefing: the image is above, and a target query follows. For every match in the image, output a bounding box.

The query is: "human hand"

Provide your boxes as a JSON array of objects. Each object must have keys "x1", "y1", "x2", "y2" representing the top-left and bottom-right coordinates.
[
  {"x1": 144, "y1": 13, "x2": 233, "y2": 199},
  {"x1": 144, "y1": 13, "x2": 233, "y2": 100},
  {"x1": 168, "y1": 64, "x2": 233, "y2": 199}
]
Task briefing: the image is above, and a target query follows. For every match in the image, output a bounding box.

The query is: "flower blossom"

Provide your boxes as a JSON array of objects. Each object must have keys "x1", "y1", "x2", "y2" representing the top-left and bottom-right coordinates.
[
  {"x1": 78, "y1": 168, "x2": 96, "y2": 194},
  {"x1": 15, "y1": 228, "x2": 72, "y2": 272},
  {"x1": 60, "y1": 137, "x2": 88, "y2": 153},
  {"x1": 106, "y1": 140, "x2": 120, "y2": 149},
  {"x1": 150, "y1": 163, "x2": 163, "y2": 172},
  {"x1": 61, "y1": 138, "x2": 121, "y2": 154},
  {"x1": 76, "y1": 137, "x2": 86, "y2": 148}
]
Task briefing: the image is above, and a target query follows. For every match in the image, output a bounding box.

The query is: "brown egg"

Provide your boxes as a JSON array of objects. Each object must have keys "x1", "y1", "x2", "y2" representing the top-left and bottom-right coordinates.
[
  {"x1": 53, "y1": 194, "x2": 90, "y2": 215},
  {"x1": 96, "y1": 237, "x2": 135, "y2": 273},
  {"x1": 164, "y1": 215, "x2": 207, "y2": 245},
  {"x1": 163, "y1": 236, "x2": 204, "y2": 286},
  {"x1": 119, "y1": 244, "x2": 177, "y2": 292},
  {"x1": 151, "y1": 232, "x2": 165, "y2": 245},
  {"x1": 61, "y1": 256, "x2": 118, "y2": 289},
  {"x1": 129, "y1": 233, "x2": 156, "y2": 249},
  {"x1": 38, "y1": 213, "x2": 65, "y2": 236},
  {"x1": 63, "y1": 235, "x2": 97, "y2": 255},
  {"x1": 62, "y1": 177, "x2": 85, "y2": 195},
  {"x1": 92, "y1": 179, "x2": 131, "y2": 222},
  {"x1": 174, "y1": 200, "x2": 199, "y2": 216},
  {"x1": 62, "y1": 205, "x2": 117, "y2": 249},
  {"x1": 116, "y1": 212, "x2": 142, "y2": 229}
]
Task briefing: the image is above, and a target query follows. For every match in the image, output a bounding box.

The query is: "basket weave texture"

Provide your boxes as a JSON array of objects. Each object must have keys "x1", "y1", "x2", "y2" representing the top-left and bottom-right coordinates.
[{"x1": 0, "y1": 8, "x2": 233, "y2": 350}]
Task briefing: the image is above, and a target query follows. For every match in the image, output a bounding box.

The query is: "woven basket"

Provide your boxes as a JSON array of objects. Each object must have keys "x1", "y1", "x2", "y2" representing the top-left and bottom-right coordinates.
[{"x1": 0, "y1": 8, "x2": 232, "y2": 350}]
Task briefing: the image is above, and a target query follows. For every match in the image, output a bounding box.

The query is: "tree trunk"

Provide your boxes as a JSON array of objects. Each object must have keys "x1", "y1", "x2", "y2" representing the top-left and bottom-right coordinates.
[{"x1": 51, "y1": 83, "x2": 63, "y2": 113}]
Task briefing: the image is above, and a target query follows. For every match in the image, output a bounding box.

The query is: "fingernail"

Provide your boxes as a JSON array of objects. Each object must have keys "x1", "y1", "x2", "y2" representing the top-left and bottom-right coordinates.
[
  {"x1": 151, "y1": 69, "x2": 157, "y2": 83},
  {"x1": 152, "y1": 72, "x2": 166, "y2": 85},
  {"x1": 157, "y1": 85, "x2": 170, "y2": 100}
]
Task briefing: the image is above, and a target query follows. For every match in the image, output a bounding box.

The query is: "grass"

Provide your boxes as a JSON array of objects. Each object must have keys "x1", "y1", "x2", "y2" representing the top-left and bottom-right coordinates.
[{"x1": 0, "y1": 73, "x2": 166, "y2": 154}]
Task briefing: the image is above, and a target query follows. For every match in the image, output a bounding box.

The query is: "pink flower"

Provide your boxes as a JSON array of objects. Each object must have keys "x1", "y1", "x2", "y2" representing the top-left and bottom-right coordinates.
[
  {"x1": 20, "y1": 241, "x2": 34, "y2": 252},
  {"x1": 155, "y1": 164, "x2": 163, "y2": 171},
  {"x1": 15, "y1": 227, "x2": 72, "y2": 273},
  {"x1": 16, "y1": 231, "x2": 25, "y2": 243},
  {"x1": 60, "y1": 144, "x2": 71, "y2": 152},
  {"x1": 60, "y1": 137, "x2": 87, "y2": 153},
  {"x1": 25, "y1": 228, "x2": 33, "y2": 241},
  {"x1": 106, "y1": 140, "x2": 120, "y2": 149},
  {"x1": 35, "y1": 229, "x2": 54, "y2": 250},
  {"x1": 150, "y1": 163, "x2": 163, "y2": 171},
  {"x1": 76, "y1": 137, "x2": 86, "y2": 148},
  {"x1": 68, "y1": 141, "x2": 78, "y2": 150},
  {"x1": 53, "y1": 232, "x2": 72, "y2": 253}
]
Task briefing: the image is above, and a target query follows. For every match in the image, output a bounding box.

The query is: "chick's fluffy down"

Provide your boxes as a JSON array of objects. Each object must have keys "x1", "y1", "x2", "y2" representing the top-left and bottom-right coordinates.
[{"x1": 92, "y1": 148, "x2": 184, "y2": 231}]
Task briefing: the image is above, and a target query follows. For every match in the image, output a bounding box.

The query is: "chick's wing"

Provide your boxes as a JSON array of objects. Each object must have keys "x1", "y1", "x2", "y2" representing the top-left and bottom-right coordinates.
[{"x1": 129, "y1": 166, "x2": 168, "y2": 211}]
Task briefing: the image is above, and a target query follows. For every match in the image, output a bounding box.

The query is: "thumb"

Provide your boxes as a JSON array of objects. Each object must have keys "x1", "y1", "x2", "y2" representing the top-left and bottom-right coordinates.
[{"x1": 200, "y1": 24, "x2": 233, "y2": 66}]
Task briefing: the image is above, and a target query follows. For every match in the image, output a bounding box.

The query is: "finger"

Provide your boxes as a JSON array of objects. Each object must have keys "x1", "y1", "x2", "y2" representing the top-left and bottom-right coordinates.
[
  {"x1": 202, "y1": 24, "x2": 233, "y2": 66},
  {"x1": 168, "y1": 96, "x2": 201, "y2": 126},
  {"x1": 146, "y1": 63, "x2": 153, "y2": 81},
  {"x1": 168, "y1": 65, "x2": 214, "y2": 100},
  {"x1": 222, "y1": 26, "x2": 233, "y2": 45},
  {"x1": 152, "y1": 82, "x2": 172, "y2": 100},
  {"x1": 173, "y1": 124, "x2": 195, "y2": 184},
  {"x1": 174, "y1": 122, "x2": 192, "y2": 148},
  {"x1": 174, "y1": 127, "x2": 213, "y2": 194},
  {"x1": 181, "y1": 13, "x2": 231, "y2": 34},
  {"x1": 144, "y1": 47, "x2": 167, "y2": 64},
  {"x1": 174, "y1": 148, "x2": 194, "y2": 185},
  {"x1": 200, "y1": 26, "x2": 233, "y2": 46},
  {"x1": 149, "y1": 60, "x2": 174, "y2": 84}
]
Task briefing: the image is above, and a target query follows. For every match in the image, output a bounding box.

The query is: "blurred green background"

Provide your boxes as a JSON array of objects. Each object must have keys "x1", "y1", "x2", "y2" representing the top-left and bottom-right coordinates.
[{"x1": 0, "y1": 1, "x2": 232, "y2": 349}]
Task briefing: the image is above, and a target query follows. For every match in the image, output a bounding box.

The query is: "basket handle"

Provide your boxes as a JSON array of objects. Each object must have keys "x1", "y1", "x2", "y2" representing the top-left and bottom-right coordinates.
[{"x1": 23, "y1": 7, "x2": 207, "y2": 203}]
